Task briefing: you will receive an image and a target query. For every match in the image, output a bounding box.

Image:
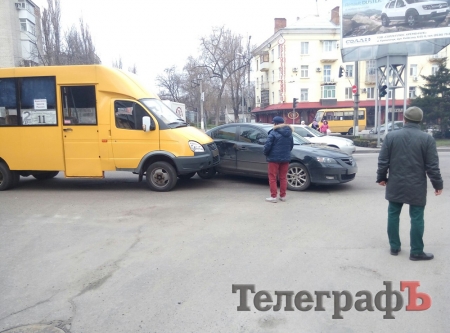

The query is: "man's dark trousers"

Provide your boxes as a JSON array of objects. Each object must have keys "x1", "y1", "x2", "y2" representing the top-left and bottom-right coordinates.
[{"x1": 388, "y1": 201, "x2": 425, "y2": 255}]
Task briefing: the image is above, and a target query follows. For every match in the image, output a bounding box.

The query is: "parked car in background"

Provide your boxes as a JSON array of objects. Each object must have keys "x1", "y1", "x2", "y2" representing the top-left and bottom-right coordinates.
[
  {"x1": 292, "y1": 125, "x2": 356, "y2": 155},
  {"x1": 197, "y1": 123, "x2": 358, "y2": 191},
  {"x1": 370, "y1": 121, "x2": 404, "y2": 141},
  {"x1": 381, "y1": 0, "x2": 449, "y2": 28}
]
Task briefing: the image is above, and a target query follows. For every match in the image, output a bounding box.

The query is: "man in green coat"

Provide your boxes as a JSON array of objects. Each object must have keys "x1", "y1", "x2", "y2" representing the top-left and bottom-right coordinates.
[{"x1": 377, "y1": 106, "x2": 443, "y2": 261}]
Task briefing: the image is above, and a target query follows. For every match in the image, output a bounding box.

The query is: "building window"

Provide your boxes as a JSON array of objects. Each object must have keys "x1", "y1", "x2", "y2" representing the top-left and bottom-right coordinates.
[
  {"x1": 278, "y1": 90, "x2": 282, "y2": 103},
  {"x1": 388, "y1": 90, "x2": 393, "y2": 99},
  {"x1": 278, "y1": 67, "x2": 282, "y2": 80},
  {"x1": 410, "y1": 64, "x2": 417, "y2": 76},
  {"x1": 301, "y1": 88, "x2": 308, "y2": 101},
  {"x1": 323, "y1": 40, "x2": 337, "y2": 52},
  {"x1": 409, "y1": 87, "x2": 417, "y2": 99},
  {"x1": 432, "y1": 65, "x2": 439, "y2": 75},
  {"x1": 345, "y1": 87, "x2": 353, "y2": 100},
  {"x1": 271, "y1": 49, "x2": 274, "y2": 62},
  {"x1": 256, "y1": 78, "x2": 259, "y2": 89},
  {"x1": 272, "y1": 92, "x2": 274, "y2": 104},
  {"x1": 345, "y1": 65, "x2": 353, "y2": 77},
  {"x1": 367, "y1": 87, "x2": 375, "y2": 99},
  {"x1": 272, "y1": 70, "x2": 275, "y2": 83},
  {"x1": 323, "y1": 65, "x2": 331, "y2": 82},
  {"x1": 300, "y1": 65, "x2": 308, "y2": 78},
  {"x1": 301, "y1": 42, "x2": 309, "y2": 55},
  {"x1": 278, "y1": 44, "x2": 282, "y2": 59},
  {"x1": 322, "y1": 85, "x2": 336, "y2": 99},
  {"x1": 366, "y1": 60, "x2": 376, "y2": 82}
]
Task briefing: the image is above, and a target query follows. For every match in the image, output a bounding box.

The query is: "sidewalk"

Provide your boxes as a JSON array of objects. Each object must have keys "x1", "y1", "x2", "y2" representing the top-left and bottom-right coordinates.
[{"x1": 354, "y1": 146, "x2": 450, "y2": 154}]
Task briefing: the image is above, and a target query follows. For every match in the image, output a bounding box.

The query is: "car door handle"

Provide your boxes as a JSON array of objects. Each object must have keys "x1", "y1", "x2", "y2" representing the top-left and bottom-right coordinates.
[{"x1": 63, "y1": 128, "x2": 73, "y2": 132}]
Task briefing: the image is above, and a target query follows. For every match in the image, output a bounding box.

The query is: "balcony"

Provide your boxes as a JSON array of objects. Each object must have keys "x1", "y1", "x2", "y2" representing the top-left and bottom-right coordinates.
[
  {"x1": 320, "y1": 51, "x2": 339, "y2": 63},
  {"x1": 429, "y1": 50, "x2": 447, "y2": 62},
  {"x1": 259, "y1": 52, "x2": 269, "y2": 72},
  {"x1": 365, "y1": 74, "x2": 376, "y2": 84},
  {"x1": 260, "y1": 82, "x2": 269, "y2": 90}
]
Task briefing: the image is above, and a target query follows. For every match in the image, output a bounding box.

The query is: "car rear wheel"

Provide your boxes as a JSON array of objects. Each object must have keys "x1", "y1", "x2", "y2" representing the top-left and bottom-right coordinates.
[
  {"x1": 32, "y1": 171, "x2": 59, "y2": 180},
  {"x1": 146, "y1": 161, "x2": 177, "y2": 191},
  {"x1": 287, "y1": 162, "x2": 311, "y2": 191},
  {"x1": 347, "y1": 127, "x2": 353, "y2": 135},
  {"x1": 197, "y1": 167, "x2": 216, "y2": 179}
]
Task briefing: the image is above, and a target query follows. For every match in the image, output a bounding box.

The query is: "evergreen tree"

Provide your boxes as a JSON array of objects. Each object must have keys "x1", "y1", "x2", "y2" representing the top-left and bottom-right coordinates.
[{"x1": 410, "y1": 58, "x2": 450, "y2": 136}]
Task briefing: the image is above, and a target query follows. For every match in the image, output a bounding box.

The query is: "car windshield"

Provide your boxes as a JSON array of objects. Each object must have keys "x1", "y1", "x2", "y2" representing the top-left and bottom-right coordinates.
[
  {"x1": 141, "y1": 98, "x2": 186, "y2": 127},
  {"x1": 260, "y1": 124, "x2": 310, "y2": 145}
]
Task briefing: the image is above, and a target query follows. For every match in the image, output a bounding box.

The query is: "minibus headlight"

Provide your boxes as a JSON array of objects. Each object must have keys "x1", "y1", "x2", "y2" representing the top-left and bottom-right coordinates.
[
  {"x1": 316, "y1": 157, "x2": 337, "y2": 164},
  {"x1": 189, "y1": 141, "x2": 205, "y2": 152}
]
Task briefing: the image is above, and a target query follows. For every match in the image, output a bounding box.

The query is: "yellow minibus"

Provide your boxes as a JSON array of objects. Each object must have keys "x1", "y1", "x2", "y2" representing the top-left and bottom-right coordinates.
[
  {"x1": 313, "y1": 108, "x2": 366, "y2": 135},
  {"x1": 0, "y1": 65, "x2": 219, "y2": 191}
]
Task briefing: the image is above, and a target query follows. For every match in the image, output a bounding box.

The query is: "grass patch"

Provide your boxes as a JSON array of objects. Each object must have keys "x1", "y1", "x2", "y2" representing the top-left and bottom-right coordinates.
[{"x1": 435, "y1": 139, "x2": 450, "y2": 147}]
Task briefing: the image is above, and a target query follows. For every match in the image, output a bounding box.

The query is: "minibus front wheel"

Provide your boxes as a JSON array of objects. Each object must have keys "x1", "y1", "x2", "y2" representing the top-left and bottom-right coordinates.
[{"x1": 146, "y1": 161, "x2": 177, "y2": 192}]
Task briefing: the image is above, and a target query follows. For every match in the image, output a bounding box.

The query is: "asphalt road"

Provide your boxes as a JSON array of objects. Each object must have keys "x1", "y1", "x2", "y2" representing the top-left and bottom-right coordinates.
[{"x1": 0, "y1": 152, "x2": 449, "y2": 333}]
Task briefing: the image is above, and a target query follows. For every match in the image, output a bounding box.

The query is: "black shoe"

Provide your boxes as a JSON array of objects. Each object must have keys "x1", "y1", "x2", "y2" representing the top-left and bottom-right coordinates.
[
  {"x1": 409, "y1": 252, "x2": 434, "y2": 261},
  {"x1": 390, "y1": 248, "x2": 401, "y2": 256}
]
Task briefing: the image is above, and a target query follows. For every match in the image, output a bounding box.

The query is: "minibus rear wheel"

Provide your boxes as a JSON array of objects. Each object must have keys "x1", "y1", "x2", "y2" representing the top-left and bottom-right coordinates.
[
  {"x1": 32, "y1": 171, "x2": 59, "y2": 180},
  {"x1": 146, "y1": 161, "x2": 177, "y2": 192},
  {"x1": 0, "y1": 162, "x2": 14, "y2": 191}
]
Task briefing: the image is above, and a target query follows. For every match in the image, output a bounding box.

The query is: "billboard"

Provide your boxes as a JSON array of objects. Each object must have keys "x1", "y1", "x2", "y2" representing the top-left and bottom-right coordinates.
[{"x1": 341, "y1": 0, "x2": 450, "y2": 61}]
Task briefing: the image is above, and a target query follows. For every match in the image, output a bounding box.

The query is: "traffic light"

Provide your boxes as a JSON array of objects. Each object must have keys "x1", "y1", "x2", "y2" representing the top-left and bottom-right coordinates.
[
  {"x1": 379, "y1": 85, "x2": 388, "y2": 98},
  {"x1": 293, "y1": 98, "x2": 298, "y2": 109},
  {"x1": 338, "y1": 66, "x2": 344, "y2": 78}
]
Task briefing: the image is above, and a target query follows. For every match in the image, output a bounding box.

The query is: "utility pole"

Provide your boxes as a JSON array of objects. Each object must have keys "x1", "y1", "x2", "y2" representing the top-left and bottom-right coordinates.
[
  {"x1": 200, "y1": 79, "x2": 205, "y2": 130},
  {"x1": 353, "y1": 61, "x2": 360, "y2": 135}
]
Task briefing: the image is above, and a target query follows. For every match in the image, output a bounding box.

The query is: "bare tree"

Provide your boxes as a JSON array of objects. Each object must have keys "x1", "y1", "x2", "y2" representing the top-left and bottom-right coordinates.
[
  {"x1": 112, "y1": 57, "x2": 123, "y2": 69},
  {"x1": 156, "y1": 66, "x2": 184, "y2": 102},
  {"x1": 128, "y1": 64, "x2": 138, "y2": 74},
  {"x1": 198, "y1": 26, "x2": 247, "y2": 125},
  {"x1": 38, "y1": 0, "x2": 100, "y2": 65}
]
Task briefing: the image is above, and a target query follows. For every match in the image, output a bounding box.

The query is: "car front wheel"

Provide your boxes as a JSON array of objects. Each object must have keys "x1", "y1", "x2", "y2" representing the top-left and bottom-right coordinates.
[
  {"x1": 381, "y1": 14, "x2": 390, "y2": 27},
  {"x1": 197, "y1": 167, "x2": 216, "y2": 179},
  {"x1": 287, "y1": 162, "x2": 311, "y2": 191},
  {"x1": 406, "y1": 10, "x2": 418, "y2": 27}
]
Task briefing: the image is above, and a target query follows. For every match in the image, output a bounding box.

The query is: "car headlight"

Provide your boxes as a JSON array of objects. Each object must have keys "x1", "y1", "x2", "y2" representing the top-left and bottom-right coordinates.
[
  {"x1": 316, "y1": 157, "x2": 337, "y2": 164},
  {"x1": 188, "y1": 141, "x2": 205, "y2": 152}
]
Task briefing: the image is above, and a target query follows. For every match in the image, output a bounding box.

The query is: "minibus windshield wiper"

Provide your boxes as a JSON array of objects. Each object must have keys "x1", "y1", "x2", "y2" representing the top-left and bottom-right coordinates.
[{"x1": 167, "y1": 121, "x2": 188, "y2": 128}]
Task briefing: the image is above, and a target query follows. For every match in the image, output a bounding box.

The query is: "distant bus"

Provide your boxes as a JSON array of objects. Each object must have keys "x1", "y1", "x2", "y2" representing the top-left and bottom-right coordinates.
[{"x1": 313, "y1": 108, "x2": 366, "y2": 135}]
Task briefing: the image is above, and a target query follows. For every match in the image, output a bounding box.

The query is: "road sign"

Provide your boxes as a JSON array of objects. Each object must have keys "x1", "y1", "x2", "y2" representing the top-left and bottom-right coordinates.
[{"x1": 352, "y1": 85, "x2": 357, "y2": 94}]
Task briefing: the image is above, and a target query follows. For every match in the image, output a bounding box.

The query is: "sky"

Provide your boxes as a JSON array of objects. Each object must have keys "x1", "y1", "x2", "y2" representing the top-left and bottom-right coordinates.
[{"x1": 32, "y1": 0, "x2": 341, "y2": 92}]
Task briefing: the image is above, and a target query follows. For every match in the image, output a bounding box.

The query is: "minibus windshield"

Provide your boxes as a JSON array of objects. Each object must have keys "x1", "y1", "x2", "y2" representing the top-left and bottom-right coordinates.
[{"x1": 142, "y1": 99, "x2": 186, "y2": 127}]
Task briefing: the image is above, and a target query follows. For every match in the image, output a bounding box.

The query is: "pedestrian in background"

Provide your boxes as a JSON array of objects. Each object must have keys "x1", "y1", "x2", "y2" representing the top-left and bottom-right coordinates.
[
  {"x1": 320, "y1": 120, "x2": 329, "y2": 135},
  {"x1": 311, "y1": 120, "x2": 319, "y2": 131},
  {"x1": 376, "y1": 106, "x2": 443, "y2": 261},
  {"x1": 263, "y1": 116, "x2": 294, "y2": 203}
]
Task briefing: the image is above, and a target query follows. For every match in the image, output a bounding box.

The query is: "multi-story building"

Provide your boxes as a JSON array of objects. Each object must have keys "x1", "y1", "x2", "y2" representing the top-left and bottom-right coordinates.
[
  {"x1": 251, "y1": 6, "x2": 448, "y2": 128},
  {"x1": 0, "y1": 0, "x2": 42, "y2": 67}
]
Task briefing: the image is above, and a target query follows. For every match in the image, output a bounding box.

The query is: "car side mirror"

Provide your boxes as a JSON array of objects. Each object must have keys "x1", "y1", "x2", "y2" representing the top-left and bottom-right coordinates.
[{"x1": 142, "y1": 116, "x2": 155, "y2": 132}]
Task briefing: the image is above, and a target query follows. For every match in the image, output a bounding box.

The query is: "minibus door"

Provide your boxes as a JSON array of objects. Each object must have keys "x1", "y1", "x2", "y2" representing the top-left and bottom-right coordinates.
[{"x1": 61, "y1": 86, "x2": 103, "y2": 177}]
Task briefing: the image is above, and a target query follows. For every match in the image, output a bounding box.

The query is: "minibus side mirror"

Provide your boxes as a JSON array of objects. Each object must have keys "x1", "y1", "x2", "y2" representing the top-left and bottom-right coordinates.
[{"x1": 142, "y1": 116, "x2": 155, "y2": 132}]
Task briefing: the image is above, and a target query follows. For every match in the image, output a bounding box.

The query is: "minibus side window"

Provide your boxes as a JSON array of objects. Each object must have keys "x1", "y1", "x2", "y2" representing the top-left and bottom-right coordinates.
[
  {"x1": 0, "y1": 78, "x2": 17, "y2": 126},
  {"x1": 114, "y1": 101, "x2": 150, "y2": 130},
  {"x1": 61, "y1": 86, "x2": 97, "y2": 125},
  {"x1": 20, "y1": 77, "x2": 57, "y2": 126}
]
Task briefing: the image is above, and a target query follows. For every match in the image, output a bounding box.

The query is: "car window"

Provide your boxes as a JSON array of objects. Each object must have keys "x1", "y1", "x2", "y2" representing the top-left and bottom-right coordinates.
[
  {"x1": 213, "y1": 125, "x2": 237, "y2": 141},
  {"x1": 239, "y1": 125, "x2": 266, "y2": 144},
  {"x1": 293, "y1": 126, "x2": 310, "y2": 137},
  {"x1": 388, "y1": 1, "x2": 395, "y2": 8},
  {"x1": 396, "y1": 0, "x2": 405, "y2": 7},
  {"x1": 305, "y1": 126, "x2": 324, "y2": 137}
]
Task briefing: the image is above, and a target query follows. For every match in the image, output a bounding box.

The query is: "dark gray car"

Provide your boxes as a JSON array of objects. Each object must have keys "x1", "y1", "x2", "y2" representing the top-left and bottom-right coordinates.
[{"x1": 197, "y1": 123, "x2": 358, "y2": 191}]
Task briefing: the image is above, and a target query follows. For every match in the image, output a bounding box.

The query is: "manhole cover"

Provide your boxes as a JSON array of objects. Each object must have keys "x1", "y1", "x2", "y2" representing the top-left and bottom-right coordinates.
[{"x1": 1, "y1": 324, "x2": 66, "y2": 333}]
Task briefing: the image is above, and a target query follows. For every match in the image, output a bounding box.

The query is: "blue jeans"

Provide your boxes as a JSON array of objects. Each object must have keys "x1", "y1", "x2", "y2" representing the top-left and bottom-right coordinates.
[{"x1": 387, "y1": 201, "x2": 425, "y2": 255}]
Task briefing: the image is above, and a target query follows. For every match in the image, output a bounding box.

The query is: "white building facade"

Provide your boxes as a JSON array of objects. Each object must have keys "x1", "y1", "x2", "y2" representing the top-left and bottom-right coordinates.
[
  {"x1": 0, "y1": 0, "x2": 42, "y2": 67},
  {"x1": 251, "y1": 6, "x2": 449, "y2": 128}
]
